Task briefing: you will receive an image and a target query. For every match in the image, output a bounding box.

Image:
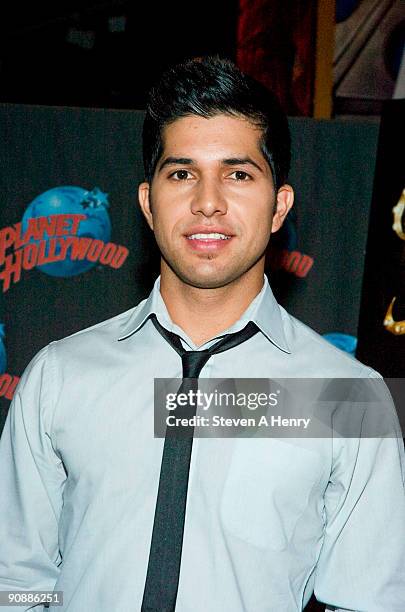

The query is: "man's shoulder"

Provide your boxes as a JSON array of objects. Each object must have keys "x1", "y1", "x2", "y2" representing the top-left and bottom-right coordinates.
[
  {"x1": 49, "y1": 299, "x2": 147, "y2": 358},
  {"x1": 280, "y1": 306, "x2": 379, "y2": 378},
  {"x1": 12, "y1": 299, "x2": 150, "y2": 412}
]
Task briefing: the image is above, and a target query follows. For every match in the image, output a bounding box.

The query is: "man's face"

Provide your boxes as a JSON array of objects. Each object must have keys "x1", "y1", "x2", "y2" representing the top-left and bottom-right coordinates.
[{"x1": 139, "y1": 114, "x2": 293, "y2": 289}]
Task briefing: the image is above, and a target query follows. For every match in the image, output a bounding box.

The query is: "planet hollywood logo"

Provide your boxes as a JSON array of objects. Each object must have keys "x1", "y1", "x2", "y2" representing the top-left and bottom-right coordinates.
[
  {"x1": 0, "y1": 186, "x2": 129, "y2": 292},
  {"x1": 269, "y1": 248, "x2": 314, "y2": 278},
  {"x1": 266, "y1": 209, "x2": 314, "y2": 278},
  {"x1": 0, "y1": 372, "x2": 19, "y2": 401}
]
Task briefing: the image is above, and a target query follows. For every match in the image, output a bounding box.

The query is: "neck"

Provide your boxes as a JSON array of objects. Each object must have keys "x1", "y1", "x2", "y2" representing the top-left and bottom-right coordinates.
[{"x1": 159, "y1": 261, "x2": 265, "y2": 346}]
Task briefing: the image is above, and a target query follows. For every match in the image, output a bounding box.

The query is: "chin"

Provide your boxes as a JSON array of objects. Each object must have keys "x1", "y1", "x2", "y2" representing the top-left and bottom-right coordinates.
[
  {"x1": 174, "y1": 265, "x2": 246, "y2": 290},
  {"x1": 184, "y1": 277, "x2": 230, "y2": 290},
  {"x1": 162, "y1": 250, "x2": 264, "y2": 290}
]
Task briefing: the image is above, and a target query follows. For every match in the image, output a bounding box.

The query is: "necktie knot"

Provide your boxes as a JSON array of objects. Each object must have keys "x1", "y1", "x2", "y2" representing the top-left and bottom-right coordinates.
[
  {"x1": 181, "y1": 350, "x2": 210, "y2": 378},
  {"x1": 151, "y1": 315, "x2": 260, "y2": 377}
]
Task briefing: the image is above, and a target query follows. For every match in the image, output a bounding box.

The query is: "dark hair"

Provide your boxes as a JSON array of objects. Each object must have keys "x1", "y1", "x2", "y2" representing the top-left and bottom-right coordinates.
[{"x1": 142, "y1": 56, "x2": 291, "y2": 190}]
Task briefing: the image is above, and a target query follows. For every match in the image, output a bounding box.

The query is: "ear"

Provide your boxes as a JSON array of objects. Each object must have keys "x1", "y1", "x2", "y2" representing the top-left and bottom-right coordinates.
[
  {"x1": 271, "y1": 184, "x2": 294, "y2": 233},
  {"x1": 138, "y1": 182, "x2": 154, "y2": 231}
]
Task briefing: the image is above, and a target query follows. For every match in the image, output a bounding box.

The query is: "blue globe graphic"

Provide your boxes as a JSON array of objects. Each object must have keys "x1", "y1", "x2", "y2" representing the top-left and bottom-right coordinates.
[
  {"x1": 0, "y1": 323, "x2": 6, "y2": 373},
  {"x1": 21, "y1": 186, "x2": 111, "y2": 277},
  {"x1": 323, "y1": 333, "x2": 357, "y2": 357}
]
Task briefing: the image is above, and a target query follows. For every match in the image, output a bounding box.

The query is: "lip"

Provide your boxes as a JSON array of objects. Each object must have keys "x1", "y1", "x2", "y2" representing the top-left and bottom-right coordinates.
[
  {"x1": 184, "y1": 225, "x2": 235, "y2": 238},
  {"x1": 183, "y1": 226, "x2": 235, "y2": 252}
]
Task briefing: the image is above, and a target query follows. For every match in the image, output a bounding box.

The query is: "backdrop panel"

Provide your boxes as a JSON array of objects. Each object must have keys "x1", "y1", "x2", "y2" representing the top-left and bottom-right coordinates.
[{"x1": 0, "y1": 104, "x2": 380, "y2": 430}]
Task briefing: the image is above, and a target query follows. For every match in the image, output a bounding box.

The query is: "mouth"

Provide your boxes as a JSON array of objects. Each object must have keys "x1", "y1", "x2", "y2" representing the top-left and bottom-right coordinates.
[
  {"x1": 187, "y1": 232, "x2": 232, "y2": 241},
  {"x1": 184, "y1": 231, "x2": 234, "y2": 252}
]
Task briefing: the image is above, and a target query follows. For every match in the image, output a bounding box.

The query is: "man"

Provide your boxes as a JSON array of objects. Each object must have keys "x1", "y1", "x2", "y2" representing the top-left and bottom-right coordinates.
[{"x1": 0, "y1": 57, "x2": 404, "y2": 612}]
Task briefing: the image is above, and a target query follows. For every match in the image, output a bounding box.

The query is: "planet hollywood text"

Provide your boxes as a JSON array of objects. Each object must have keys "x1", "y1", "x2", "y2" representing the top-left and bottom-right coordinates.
[{"x1": 0, "y1": 214, "x2": 129, "y2": 292}]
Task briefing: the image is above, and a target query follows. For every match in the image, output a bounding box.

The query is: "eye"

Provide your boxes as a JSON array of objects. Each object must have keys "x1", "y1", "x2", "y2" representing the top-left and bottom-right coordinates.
[
  {"x1": 170, "y1": 169, "x2": 193, "y2": 181},
  {"x1": 230, "y1": 170, "x2": 251, "y2": 181}
]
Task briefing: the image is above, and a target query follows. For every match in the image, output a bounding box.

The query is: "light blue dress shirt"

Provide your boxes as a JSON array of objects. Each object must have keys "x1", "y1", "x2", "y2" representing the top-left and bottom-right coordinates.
[{"x1": 0, "y1": 275, "x2": 404, "y2": 612}]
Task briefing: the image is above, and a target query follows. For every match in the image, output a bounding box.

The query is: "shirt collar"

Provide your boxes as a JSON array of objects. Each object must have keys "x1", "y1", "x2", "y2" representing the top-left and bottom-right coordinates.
[{"x1": 117, "y1": 274, "x2": 291, "y2": 354}]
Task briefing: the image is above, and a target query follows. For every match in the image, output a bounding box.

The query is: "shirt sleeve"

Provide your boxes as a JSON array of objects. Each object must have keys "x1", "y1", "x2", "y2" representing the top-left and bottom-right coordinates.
[
  {"x1": 0, "y1": 343, "x2": 66, "y2": 611},
  {"x1": 314, "y1": 375, "x2": 405, "y2": 612}
]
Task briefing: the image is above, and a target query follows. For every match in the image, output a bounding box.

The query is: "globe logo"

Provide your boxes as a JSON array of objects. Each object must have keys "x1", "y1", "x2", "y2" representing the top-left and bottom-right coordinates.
[
  {"x1": 21, "y1": 186, "x2": 111, "y2": 277},
  {"x1": 323, "y1": 333, "x2": 357, "y2": 356}
]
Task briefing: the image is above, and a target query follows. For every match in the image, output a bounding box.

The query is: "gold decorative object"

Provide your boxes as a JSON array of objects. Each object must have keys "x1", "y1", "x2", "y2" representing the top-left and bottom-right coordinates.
[
  {"x1": 383, "y1": 297, "x2": 405, "y2": 335},
  {"x1": 383, "y1": 189, "x2": 405, "y2": 334},
  {"x1": 392, "y1": 188, "x2": 405, "y2": 241}
]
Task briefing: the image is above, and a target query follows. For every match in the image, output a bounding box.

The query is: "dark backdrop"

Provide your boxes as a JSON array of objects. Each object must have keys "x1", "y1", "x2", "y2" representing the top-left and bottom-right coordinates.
[
  {"x1": 0, "y1": 104, "x2": 380, "y2": 431},
  {"x1": 357, "y1": 100, "x2": 405, "y2": 375}
]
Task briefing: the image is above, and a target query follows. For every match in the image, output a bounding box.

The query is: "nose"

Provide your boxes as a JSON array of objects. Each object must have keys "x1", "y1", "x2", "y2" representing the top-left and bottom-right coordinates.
[{"x1": 190, "y1": 177, "x2": 228, "y2": 217}]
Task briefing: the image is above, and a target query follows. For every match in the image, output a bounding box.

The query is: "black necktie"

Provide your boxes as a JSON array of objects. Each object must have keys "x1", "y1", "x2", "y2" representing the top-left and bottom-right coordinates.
[{"x1": 141, "y1": 314, "x2": 259, "y2": 612}]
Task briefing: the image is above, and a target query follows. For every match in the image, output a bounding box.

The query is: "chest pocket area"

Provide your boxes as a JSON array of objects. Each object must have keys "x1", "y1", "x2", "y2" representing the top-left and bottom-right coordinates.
[{"x1": 219, "y1": 438, "x2": 325, "y2": 551}]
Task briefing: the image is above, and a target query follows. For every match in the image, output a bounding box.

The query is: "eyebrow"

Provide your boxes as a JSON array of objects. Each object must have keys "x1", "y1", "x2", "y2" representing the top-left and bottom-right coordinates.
[
  {"x1": 157, "y1": 157, "x2": 193, "y2": 172},
  {"x1": 222, "y1": 157, "x2": 264, "y2": 173},
  {"x1": 157, "y1": 156, "x2": 264, "y2": 173}
]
